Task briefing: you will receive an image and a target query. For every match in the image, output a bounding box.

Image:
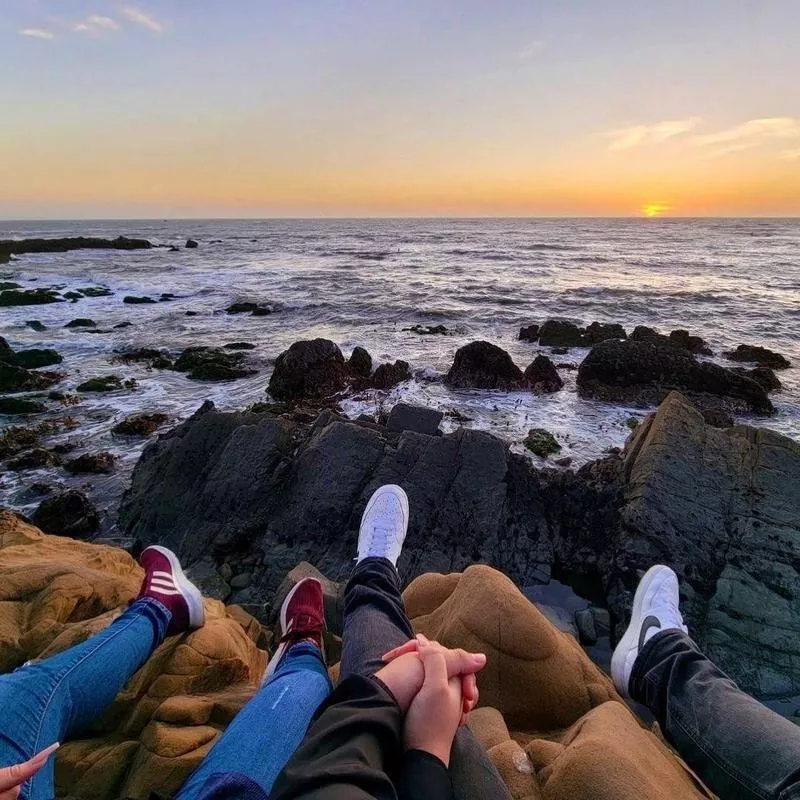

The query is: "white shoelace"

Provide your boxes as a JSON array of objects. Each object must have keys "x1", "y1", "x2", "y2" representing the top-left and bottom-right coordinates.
[{"x1": 367, "y1": 523, "x2": 393, "y2": 556}]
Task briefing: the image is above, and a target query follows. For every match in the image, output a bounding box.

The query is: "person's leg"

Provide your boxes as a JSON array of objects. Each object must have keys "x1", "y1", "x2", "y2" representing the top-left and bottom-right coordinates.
[
  {"x1": 177, "y1": 577, "x2": 332, "y2": 797},
  {"x1": 631, "y1": 630, "x2": 800, "y2": 800},
  {"x1": 0, "y1": 545, "x2": 204, "y2": 800},
  {"x1": 342, "y1": 485, "x2": 513, "y2": 800},
  {"x1": 176, "y1": 643, "x2": 332, "y2": 797},
  {"x1": 612, "y1": 565, "x2": 800, "y2": 800}
]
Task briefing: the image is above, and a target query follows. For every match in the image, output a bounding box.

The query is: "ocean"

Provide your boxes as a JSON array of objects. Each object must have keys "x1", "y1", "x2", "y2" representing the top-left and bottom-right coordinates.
[{"x1": 2, "y1": 217, "x2": 799, "y2": 529}]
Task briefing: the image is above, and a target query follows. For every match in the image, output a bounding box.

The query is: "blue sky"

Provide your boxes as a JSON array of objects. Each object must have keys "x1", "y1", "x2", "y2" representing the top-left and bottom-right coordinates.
[{"x1": 2, "y1": 1, "x2": 799, "y2": 217}]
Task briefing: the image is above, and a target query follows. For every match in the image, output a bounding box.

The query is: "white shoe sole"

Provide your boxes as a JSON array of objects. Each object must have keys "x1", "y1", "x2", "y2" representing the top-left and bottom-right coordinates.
[
  {"x1": 610, "y1": 564, "x2": 676, "y2": 698},
  {"x1": 358, "y1": 484, "x2": 409, "y2": 559},
  {"x1": 263, "y1": 577, "x2": 324, "y2": 684},
  {"x1": 146, "y1": 545, "x2": 205, "y2": 629}
]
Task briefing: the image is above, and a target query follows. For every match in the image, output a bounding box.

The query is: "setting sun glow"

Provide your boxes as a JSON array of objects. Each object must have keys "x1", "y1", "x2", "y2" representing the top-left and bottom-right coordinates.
[{"x1": 643, "y1": 203, "x2": 670, "y2": 218}]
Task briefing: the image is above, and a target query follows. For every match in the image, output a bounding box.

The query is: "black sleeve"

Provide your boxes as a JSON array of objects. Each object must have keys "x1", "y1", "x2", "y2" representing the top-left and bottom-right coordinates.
[
  {"x1": 269, "y1": 674, "x2": 403, "y2": 800},
  {"x1": 395, "y1": 750, "x2": 454, "y2": 800}
]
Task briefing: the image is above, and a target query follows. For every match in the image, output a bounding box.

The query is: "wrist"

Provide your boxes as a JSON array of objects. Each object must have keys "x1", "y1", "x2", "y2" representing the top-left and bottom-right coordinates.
[{"x1": 405, "y1": 741, "x2": 452, "y2": 767}]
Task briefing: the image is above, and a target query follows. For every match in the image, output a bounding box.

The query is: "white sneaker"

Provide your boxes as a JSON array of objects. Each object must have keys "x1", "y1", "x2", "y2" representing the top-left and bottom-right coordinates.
[
  {"x1": 357, "y1": 484, "x2": 409, "y2": 566},
  {"x1": 611, "y1": 565, "x2": 688, "y2": 699}
]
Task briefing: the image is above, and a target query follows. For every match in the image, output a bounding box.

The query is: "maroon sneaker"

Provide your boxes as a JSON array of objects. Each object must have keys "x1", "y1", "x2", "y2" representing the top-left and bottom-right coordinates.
[
  {"x1": 137, "y1": 545, "x2": 205, "y2": 635},
  {"x1": 264, "y1": 577, "x2": 326, "y2": 682}
]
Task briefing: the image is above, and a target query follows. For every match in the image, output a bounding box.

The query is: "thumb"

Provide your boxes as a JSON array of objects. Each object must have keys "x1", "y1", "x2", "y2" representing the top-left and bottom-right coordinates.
[{"x1": 0, "y1": 743, "x2": 59, "y2": 791}]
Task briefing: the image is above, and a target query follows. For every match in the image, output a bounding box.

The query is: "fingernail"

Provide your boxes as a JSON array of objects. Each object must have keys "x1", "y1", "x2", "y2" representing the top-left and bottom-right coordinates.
[
  {"x1": 473, "y1": 653, "x2": 487, "y2": 666},
  {"x1": 417, "y1": 633, "x2": 430, "y2": 646}
]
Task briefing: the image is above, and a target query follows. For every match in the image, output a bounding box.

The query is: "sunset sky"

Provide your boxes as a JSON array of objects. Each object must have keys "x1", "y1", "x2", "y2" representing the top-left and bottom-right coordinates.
[{"x1": 2, "y1": 1, "x2": 799, "y2": 218}]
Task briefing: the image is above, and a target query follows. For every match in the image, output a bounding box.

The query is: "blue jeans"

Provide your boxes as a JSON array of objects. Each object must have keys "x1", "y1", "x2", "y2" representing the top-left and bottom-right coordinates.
[
  {"x1": 176, "y1": 642, "x2": 332, "y2": 797},
  {"x1": 0, "y1": 598, "x2": 169, "y2": 800}
]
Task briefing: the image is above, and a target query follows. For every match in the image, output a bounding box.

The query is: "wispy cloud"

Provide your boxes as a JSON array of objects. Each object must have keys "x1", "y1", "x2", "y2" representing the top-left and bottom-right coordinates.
[
  {"x1": 694, "y1": 118, "x2": 800, "y2": 157},
  {"x1": 514, "y1": 40, "x2": 546, "y2": 60},
  {"x1": 74, "y1": 14, "x2": 120, "y2": 34},
  {"x1": 122, "y1": 6, "x2": 163, "y2": 33},
  {"x1": 604, "y1": 118, "x2": 702, "y2": 151},
  {"x1": 19, "y1": 27, "x2": 55, "y2": 40},
  {"x1": 779, "y1": 148, "x2": 800, "y2": 161}
]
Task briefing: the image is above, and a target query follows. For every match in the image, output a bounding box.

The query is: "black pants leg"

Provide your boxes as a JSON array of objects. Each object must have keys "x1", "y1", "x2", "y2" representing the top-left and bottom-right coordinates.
[
  {"x1": 631, "y1": 630, "x2": 800, "y2": 800},
  {"x1": 340, "y1": 557, "x2": 513, "y2": 800}
]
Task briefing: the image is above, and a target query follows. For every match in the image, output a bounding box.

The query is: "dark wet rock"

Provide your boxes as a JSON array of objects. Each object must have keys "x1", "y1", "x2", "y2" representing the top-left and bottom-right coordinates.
[
  {"x1": 116, "y1": 347, "x2": 166, "y2": 364},
  {"x1": 268, "y1": 339, "x2": 348, "y2": 400},
  {"x1": 668, "y1": 329, "x2": 713, "y2": 356},
  {"x1": 0, "y1": 336, "x2": 13, "y2": 362},
  {"x1": 524, "y1": 428, "x2": 561, "y2": 457},
  {"x1": 30, "y1": 482, "x2": 54, "y2": 496},
  {"x1": 185, "y1": 239, "x2": 199, "y2": 249},
  {"x1": 32, "y1": 489, "x2": 100, "y2": 538},
  {"x1": 371, "y1": 360, "x2": 411, "y2": 390},
  {"x1": 577, "y1": 339, "x2": 773, "y2": 414},
  {"x1": 11, "y1": 349, "x2": 62, "y2": 369},
  {"x1": 348, "y1": 346, "x2": 372, "y2": 378},
  {"x1": 226, "y1": 301, "x2": 275, "y2": 315},
  {"x1": 0, "y1": 362, "x2": 58, "y2": 393},
  {"x1": 404, "y1": 324, "x2": 450, "y2": 336},
  {"x1": 0, "y1": 281, "x2": 21, "y2": 290},
  {"x1": 76, "y1": 375, "x2": 123, "y2": 393},
  {"x1": 0, "y1": 236, "x2": 151, "y2": 260},
  {"x1": 0, "y1": 425, "x2": 41, "y2": 459},
  {"x1": 184, "y1": 311, "x2": 198, "y2": 317},
  {"x1": 65, "y1": 318, "x2": 97, "y2": 329},
  {"x1": 85, "y1": 329, "x2": 112, "y2": 335},
  {"x1": 725, "y1": 344, "x2": 791, "y2": 370},
  {"x1": 79, "y1": 286, "x2": 113, "y2": 297},
  {"x1": 732, "y1": 366, "x2": 782, "y2": 392},
  {"x1": 0, "y1": 396, "x2": 46, "y2": 415},
  {"x1": 112, "y1": 413, "x2": 169, "y2": 436},
  {"x1": 574, "y1": 608, "x2": 597, "y2": 645},
  {"x1": 64, "y1": 451, "x2": 116, "y2": 474},
  {"x1": 387, "y1": 403, "x2": 443, "y2": 435},
  {"x1": 518, "y1": 324, "x2": 540, "y2": 342},
  {"x1": 8, "y1": 448, "x2": 60, "y2": 471},
  {"x1": 554, "y1": 456, "x2": 573, "y2": 467},
  {"x1": 168, "y1": 245, "x2": 180, "y2": 252},
  {"x1": 63, "y1": 291, "x2": 82, "y2": 302},
  {"x1": 25, "y1": 320, "x2": 46, "y2": 332},
  {"x1": 701, "y1": 407, "x2": 734, "y2": 428},
  {"x1": 159, "y1": 293, "x2": 176, "y2": 302},
  {"x1": 630, "y1": 325, "x2": 712, "y2": 355},
  {"x1": 0, "y1": 288, "x2": 62, "y2": 307},
  {"x1": 123, "y1": 295, "x2": 156, "y2": 305},
  {"x1": 538, "y1": 320, "x2": 586, "y2": 348},
  {"x1": 151, "y1": 356, "x2": 174, "y2": 369},
  {"x1": 224, "y1": 342, "x2": 256, "y2": 351},
  {"x1": 556, "y1": 362, "x2": 578, "y2": 371},
  {"x1": 550, "y1": 346, "x2": 569, "y2": 355},
  {"x1": 445, "y1": 341, "x2": 524, "y2": 390},
  {"x1": 585, "y1": 322, "x2": 627, "y2": 344},
  {"x1": 172, "y1": 347, "x2": 256, "y2": 381},
  {"x1": 114, "y1": 321, "x2": 133, "y2": 329},
  {"x1": 523, "y1": 355, "x2": 563, "y2": 394}
]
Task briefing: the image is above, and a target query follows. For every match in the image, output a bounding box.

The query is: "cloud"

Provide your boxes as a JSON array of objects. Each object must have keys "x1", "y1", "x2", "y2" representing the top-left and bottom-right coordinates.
[
  {"x1": 604, "y1": 118, "x2": 702, "y2": 151},
  {"x1": 74, "y1": 15, "x2": 120, "y2": 34},
  {"x1": 779, "y1": 148, "x2": 800, "y2": 161},
  {"x1": 693, "y1": 117, "x2": 800, "y2": 158},
  {"x1": 19, "y1": 27, "x2": 55, "y2": 40},
  {"x1": 122, "y1": 6, "x2": 163, "y2": 33},
  {"x1": 514, "y1": 40, "x2": 546, "y2": 60}
]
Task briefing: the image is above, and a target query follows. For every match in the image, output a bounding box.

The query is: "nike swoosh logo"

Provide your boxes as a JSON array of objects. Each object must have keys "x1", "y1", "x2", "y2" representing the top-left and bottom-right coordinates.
[{"x1": 638, "y1": 615, "x2": 662, "y2": 650}]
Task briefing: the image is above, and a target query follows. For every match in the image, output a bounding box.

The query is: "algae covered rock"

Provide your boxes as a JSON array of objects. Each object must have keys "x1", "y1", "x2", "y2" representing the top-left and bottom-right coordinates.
[{"x1": 524, "y1": 428, "x2": 561, "y2": 457}]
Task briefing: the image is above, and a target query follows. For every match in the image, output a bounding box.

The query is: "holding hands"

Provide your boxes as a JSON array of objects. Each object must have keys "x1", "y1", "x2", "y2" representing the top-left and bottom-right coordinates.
[{"x1": 375, "y1": 634, "x2": 486, "y2": 767}]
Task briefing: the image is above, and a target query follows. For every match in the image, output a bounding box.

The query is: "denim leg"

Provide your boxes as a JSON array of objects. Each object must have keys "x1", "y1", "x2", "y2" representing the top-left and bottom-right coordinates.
[
  {"x1": 340, "y1": 557, "x2": 513, "y2": 800},
  {"x1": 176, "y1": 642, "x2": 332, "y2": 798},
  {"x1": 0, "y1": 598, "x2": 169, "y2": 800},
  {"x1": 631, "y1": 629, "x2": 800, "y2": 800}
]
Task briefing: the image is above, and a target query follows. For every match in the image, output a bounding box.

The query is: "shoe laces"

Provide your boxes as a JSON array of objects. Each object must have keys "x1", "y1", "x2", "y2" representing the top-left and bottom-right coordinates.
[{"x1": 368, "y1": 522, "x2": 394, "y2": 554}]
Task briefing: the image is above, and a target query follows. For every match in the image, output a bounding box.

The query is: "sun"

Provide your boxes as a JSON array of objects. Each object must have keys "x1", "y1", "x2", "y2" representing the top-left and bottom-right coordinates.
[{"x1": 642, "y1": 202, "x2": 670, "y2": 218}]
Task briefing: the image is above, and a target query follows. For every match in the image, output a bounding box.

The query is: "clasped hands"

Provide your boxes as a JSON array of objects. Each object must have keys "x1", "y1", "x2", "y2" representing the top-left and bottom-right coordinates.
[{"x1": 374, "y1": 634, "x2": 487, "y2": 767}]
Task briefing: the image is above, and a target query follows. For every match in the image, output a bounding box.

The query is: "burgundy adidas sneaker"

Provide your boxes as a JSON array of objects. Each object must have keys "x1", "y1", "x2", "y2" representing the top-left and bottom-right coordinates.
[
  {"x1": 137, "y1": 545, "x2": 205, "y2": 635},
  {"x1": 264, "y1": 577, "x2": 326, "y2": 682}
]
